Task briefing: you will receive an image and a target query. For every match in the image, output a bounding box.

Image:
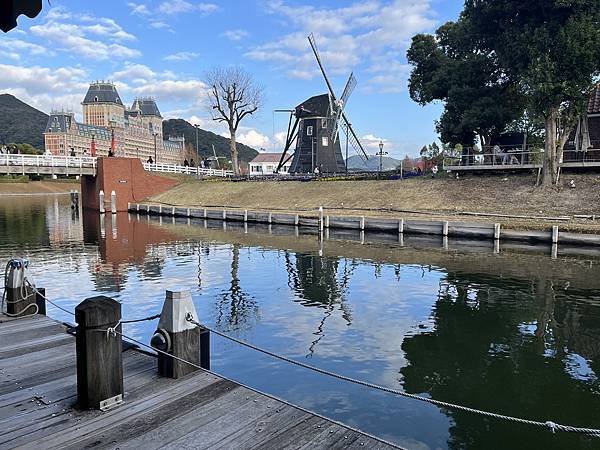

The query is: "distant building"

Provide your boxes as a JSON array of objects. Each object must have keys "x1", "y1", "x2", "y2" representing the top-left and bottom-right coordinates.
[
  {"x1": 44, "y1": 81, "x2": 184, "y2": 164},
  {"x1": 249, "y1": 153, "x2": 292, "y2": 176}
]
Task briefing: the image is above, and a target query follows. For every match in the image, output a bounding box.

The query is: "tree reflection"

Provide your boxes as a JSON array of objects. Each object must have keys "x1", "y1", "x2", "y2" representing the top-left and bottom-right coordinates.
[
  {"x1": 400, "y1": 272, "x2": 600, "y2": 450},
  {"x1": 215, "y1": 243, "x2": 257, "y2": 330}
]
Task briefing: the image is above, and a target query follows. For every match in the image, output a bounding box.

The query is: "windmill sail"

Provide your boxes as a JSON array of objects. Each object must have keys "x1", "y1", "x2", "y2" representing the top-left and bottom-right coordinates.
[
  {"x1": 308, "y1": 33, "x2": 337, "y2": 101},
  {"x1": 342, "y1": 116, "x2": 369, "y2": 162},
  {"x1": 330, "y1": 72, "x2": 356, "y2": 143}
]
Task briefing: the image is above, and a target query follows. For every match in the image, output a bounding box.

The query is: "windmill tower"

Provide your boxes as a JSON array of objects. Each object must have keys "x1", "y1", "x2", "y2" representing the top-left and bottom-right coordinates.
[{"x1": 276, "y1": 34, "x2": 369, "y2": 174}]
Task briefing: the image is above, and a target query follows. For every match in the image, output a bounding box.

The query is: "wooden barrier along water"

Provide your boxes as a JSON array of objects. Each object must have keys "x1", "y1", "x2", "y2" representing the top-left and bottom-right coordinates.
[
  {"x1": 129, "y1": 202, "x2": 600, "y2": 248},
  {"x1": 0, "y1": 292, "x2": 398, "y2": 449}
]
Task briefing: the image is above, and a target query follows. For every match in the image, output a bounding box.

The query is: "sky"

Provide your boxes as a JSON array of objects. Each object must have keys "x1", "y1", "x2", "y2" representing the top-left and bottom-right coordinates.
[{"x1": 0, "y1": 0, "x2": 462, "y2": 158}]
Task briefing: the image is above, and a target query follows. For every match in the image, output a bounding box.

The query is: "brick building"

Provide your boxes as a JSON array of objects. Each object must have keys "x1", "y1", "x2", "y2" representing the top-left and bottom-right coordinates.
[{"x1": 44, "y1": 81, "x2": 184, "y2": 164}]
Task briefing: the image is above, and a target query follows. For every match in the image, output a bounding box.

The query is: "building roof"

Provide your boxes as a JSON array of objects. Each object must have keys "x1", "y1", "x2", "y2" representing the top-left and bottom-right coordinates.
[
  {"x1": 250, "y1": 153, "x2": 288, "y2": 163},
  {"x1": 295, "y1": 94, "x2": 331, "y2": 118},
  {"x1": 82, "y1": 82, "x2": 123, "y2": 105},
  {"x1": 589, "y1": 84, "x2": 600, "y2": 114},
  {"x1": 131, "y1": 98, "x2": 162, "y2": 117}
]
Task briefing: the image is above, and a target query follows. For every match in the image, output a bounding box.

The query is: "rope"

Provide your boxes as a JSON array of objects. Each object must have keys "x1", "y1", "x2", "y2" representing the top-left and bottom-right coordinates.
[
  {"x1": 185, "y1": 316, "x2": 600, "y2": 438},
  {"x1": 93, "y1": 326, "x2": 405, "y2": 450}
]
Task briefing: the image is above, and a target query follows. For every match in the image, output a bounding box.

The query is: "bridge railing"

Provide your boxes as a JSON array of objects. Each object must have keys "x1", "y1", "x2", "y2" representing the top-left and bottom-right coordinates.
[
  {"x1": 0, "y1": 154, "x2": 98, "y2": 173},
  {"x1": 143, "y1": 162, "x2": 233, "y2": 178},
  {"x1": 443, "y1": 146, "x2": 544, "y2": 169}
]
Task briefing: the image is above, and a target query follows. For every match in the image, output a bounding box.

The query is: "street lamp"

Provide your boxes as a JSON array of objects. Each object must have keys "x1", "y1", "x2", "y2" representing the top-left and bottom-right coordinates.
[
  {"x1": 153, "y1": 132, "x2": 158, "y2": 164},
  {"x1": 194, "y1": 124, "x2": 200, "y2": 163},
  {"x1": 377, "y1": 140, "x2": 387, "y2": 179}
]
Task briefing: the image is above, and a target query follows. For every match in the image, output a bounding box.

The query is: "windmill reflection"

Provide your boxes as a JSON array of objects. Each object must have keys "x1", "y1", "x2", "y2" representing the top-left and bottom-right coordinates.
[{"x1": 284, "y1": 251, "x2": 356, "y2": 357}]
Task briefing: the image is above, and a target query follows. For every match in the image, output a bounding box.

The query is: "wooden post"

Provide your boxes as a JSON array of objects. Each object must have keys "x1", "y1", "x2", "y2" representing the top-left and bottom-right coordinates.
[
  {"x1": 398, "y1": 218, "x2": 404, "y2": 234},
  {"x1": 552, "y1": 226, "x2": 559, "y2": 245},
  {"x1": 99, "y1": 190, "x2": 105, "y2": 214},
  {"x1": 137, "y1": 203, "x2": 140, "y2": 212},
  {"x1": 110, "y1": 191, "x2": 117, "y2": 214},
  {"x1": 325, "y1": 215, "x2": 330, "y2": 228},
  {"x1": 268, "y1": 212, "x2": 272, "y2": 224},
  {"x1": 223, "y1": 210, "x2": 227, "y2": 221},
  {"x1": 442, "y1": 221, "x2": 449, "y2": 237},
  {"x1": 294, "y1": 214, "x2": 299, "y2": 226},
  {"x1": 494, "y1": 223, "x2": 501, "y2": 240},
  {"x1": 186, "y1": 208, "x2": 190, "y2": 217},
  {"x1": 35, "y1": 287, "x2": 46, "y2": 316},
  {"x1": 204, "y1": 208, "x2": 207, "y2": 219},
  {"x1": 151, "y1": 290, "x2": 207, "y2": 379},
  {"x1": 319, "y1": 207, "x2": 324, "y2": 232},
  {"x1": 4, "y1": 260, "x2": 36, "y2": 316},
  {"x1": 172, "y1": 206, "x2": 175, "y2": 216},
  {"x1": 244, "y1": 209, "x2": 248, "y2": 222},
  {"x1": 75, "y1": 296, "x2": 123, "y2": 411},
  {"x1": 360, "y1": 216, "x2": 365, "y2": 231}
]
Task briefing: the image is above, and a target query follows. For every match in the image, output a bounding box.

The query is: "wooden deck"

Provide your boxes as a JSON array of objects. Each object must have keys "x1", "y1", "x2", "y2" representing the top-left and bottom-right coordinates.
[{"x1": 0, "y1": 314, "x2": 398, "y2": 450}]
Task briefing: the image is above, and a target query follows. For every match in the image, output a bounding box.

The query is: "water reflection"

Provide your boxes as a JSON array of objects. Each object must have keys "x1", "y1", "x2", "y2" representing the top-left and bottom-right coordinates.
[{"x1": 2, "y1": 195, "x2": 600, "y2": 450}]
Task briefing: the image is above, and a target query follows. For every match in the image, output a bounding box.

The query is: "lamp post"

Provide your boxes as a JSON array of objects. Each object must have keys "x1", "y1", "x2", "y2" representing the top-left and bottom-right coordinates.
[
  {"x1": 153, "y1": 132, "x2": 158, "y2": 164},
  {"x1": 377, "y1": 140, "x2": 387, "y2": 179},
  {"x1": 194, "y1": 124, "x2": 200, "y2": 162}
]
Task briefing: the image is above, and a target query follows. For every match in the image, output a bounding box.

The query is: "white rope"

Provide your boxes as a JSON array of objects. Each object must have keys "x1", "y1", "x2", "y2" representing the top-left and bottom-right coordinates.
[{"x1": 185, "y1": 316, "x2": 600, "y2": 438}]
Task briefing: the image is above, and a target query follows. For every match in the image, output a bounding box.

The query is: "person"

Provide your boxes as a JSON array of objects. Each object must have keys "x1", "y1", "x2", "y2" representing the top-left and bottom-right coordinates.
[
  {"x1": 190, "y1": 158, "x2": 195, "y2": 167},
  {"x1": 70, "y1": 148, "x2": 76, "y2": 157},
  {"x1": 431, "y1": 164, "x2": 438, "y2": 178},
  {"x1": 108, "y1": 150, "x2": 114, "y2": 157},
  {"x1": 147, "y1": 156, "x2": 154, "y2": 164},
  {"x1": 183, "y1": 158, "x2": 189, "y2": 167}
]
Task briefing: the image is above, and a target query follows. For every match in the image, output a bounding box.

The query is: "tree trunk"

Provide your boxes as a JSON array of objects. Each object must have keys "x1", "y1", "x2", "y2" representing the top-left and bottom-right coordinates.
[
  {"x1": 542, "y1": 108, "x2": 558, "y2": 187},
  {"x1": 229, "y1": 128, "x2": 239, "y2": 175}
]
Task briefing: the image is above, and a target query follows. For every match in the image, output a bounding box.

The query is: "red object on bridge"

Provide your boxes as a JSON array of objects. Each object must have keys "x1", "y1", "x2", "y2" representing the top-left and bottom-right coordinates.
[{"x1": 90, "y1": 137, "x2": 97, "y2": 157}]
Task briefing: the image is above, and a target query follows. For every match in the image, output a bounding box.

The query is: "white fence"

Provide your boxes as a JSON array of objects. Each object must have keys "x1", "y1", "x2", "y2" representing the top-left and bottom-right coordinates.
[
  {"x1": 143, "y1": 162, "x2": 233, "y2": 177},
  {"x1": 0, "y1": 154, "x2": 98, "y2": 175}
]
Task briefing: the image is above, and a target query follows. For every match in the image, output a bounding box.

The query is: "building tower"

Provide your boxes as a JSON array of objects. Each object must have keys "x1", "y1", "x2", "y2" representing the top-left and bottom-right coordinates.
[{"x1": 82, "y1": 81, "x2": 125, "y2": 128}]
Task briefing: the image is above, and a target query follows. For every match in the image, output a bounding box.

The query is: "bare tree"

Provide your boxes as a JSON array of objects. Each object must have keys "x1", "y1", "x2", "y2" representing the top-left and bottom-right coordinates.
[{"x1": 205, "y1": 67, "x2": 263, "y2": 175}]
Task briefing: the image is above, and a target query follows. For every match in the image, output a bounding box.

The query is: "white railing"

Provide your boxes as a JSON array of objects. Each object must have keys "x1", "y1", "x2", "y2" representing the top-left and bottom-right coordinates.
[
  {"x1": 443, "y1": 146, "x2": 544, "y2": 168},
  {"x1": 0, "y1": 154, "x2": 98, "y2": 172},
  {"x1": 143, "y1": 162, "x2": 233, "y2": 177}
]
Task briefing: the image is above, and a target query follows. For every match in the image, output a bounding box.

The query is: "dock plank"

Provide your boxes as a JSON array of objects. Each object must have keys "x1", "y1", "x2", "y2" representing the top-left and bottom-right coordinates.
[{"x1": 0, "y1": 314, "x2": 399, "y2": 450}]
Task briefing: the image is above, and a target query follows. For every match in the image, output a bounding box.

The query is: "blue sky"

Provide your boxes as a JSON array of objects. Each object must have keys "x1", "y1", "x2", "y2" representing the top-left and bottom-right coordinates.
[{"x1": 0, "y1": 0, "x2": 462, "y2": 157}]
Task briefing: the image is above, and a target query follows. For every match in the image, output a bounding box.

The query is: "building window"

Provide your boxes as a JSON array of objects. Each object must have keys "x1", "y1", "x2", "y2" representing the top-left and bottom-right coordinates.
[
  {"x1": 322, "y1": 136, "x2": 329, "y2": 147},
  {"x1": 307, "y1": 126, "x2": 313, "y2": 136},
  {"x1": 321, "y1": 118, "x2": 327, "y2": 129},
  {"x1": 266, "y1": 165, "x2": 273, "y2": 171}
]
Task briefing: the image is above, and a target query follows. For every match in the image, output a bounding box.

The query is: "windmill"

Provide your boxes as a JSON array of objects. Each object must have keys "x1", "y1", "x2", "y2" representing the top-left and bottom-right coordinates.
[{"x1": 276, "y1": 34, "x2": 369, "y2": 174}]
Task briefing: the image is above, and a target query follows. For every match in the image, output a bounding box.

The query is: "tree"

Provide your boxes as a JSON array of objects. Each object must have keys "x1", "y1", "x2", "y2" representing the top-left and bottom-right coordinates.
[
  {"x1": 204, "y1": 67, "x2": 263, "y2": 176},
  {"x1": 407, "y1": 21, "x2": 525, "y2": 148},
  {"x1": 463, "y1": 0, "x2": 600, "y2": 186},
  {"x1": 420, "y1": 142, "x2": 443, "y2": 166}
]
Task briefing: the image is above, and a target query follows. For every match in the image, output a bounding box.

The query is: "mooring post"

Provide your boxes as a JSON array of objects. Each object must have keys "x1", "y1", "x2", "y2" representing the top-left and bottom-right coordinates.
[
  {"x1": 4, "y1": 259, "x2": 37, "y2": 316},
  {"x1": 223, "y1": 210, "x2": 227, "y2": 221},
  {"x1": 151, "y1": 290, "x2": 209, "y2": 378},
  {"x1": 172, "y1": 206, "x2": 175, "y2": 216},
  {"x1": 99, "y1": 190, "x2": 105, "y2": 214},
  {"x1": 552, "y1": 226, "x2": 559, "y2": 245},
  {"x1": 494, "y1": 223, "x2": 501, "y2": 240},
  {"x1": 295, "y1": 214, "x2": 299, "y2": 226},
  {"x1": 319, "y1": 207, "x2": 324, "y2": 232},
  {"x1": 442, "y1": 221, "x2": 449, "y2": 237},
  {"x1": 325, "y1": 215, "x2": 330, "y2": 228},
  {"x1": 75, "y1": 296, "x2": 123, "y2": 411},
  {"x1": 244, "y1": 209, "x2": 248, "y2": 222},
  {"x1": 268, "y1": 212, "x2": 272, "y2": 224},
  {"x1": 398, "y1": 218, "x2": 404, "y2": 234},
  {"x1": 204, "y1": 208, "x2": 207, "y2": 219},
  {"x1": 360, "y1": 216, "x2": 365, "y2": 231},
  {"x1": 110, "y1": 191, "x2": 117, "y2": 214},
  {"x1": 35, "y1": 287, "x2": 46, "y2": 316},
  {"x1": 187, "y1": 208, "x2": 191, "y2": 217}
]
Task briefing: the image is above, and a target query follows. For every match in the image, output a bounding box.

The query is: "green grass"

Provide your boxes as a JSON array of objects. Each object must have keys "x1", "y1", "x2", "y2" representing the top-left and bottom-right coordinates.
[{"x1": 0, "y1": 175, "x2": 29, "y2": 183}]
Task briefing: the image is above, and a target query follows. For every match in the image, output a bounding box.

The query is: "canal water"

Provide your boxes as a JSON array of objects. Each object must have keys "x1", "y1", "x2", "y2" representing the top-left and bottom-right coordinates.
[{"x1": 1, "y1": 194, "x2": 599, "y2": 450}]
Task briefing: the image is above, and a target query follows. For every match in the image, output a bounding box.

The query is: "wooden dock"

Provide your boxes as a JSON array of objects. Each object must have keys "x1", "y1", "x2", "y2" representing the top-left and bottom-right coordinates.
[{"x1": 0, "y1": 314, "x2": 398, "y2": 450}]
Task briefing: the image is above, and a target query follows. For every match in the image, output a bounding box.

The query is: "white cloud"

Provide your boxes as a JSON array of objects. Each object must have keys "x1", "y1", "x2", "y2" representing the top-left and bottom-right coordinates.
[
  {"x1": 221, "y1": 29, "x2": 249, "y2": 42},
  {"x1": 128, "y1": 2, "x2": 150, "y2": 15},
  {"x1": 247, "y1": 0, "x2": 436, "y2": 92},
  {"x1": 0, "y1": 39, "x2": 47, "y2": 58},
  {"x1": 0, "y1": 63, "x2": 89, "y2": 115},
  {"x1": 164, "y1": 51, "x2": 200, "y2": 62},
  {"x1": 362, "y1": 134, "x2": 394, "y2": 154},
  {"x1": 158, "y1": 1, "x2": 218, "y2": 16},
  {"x1": 235, "y1": 129, "x2": 271, "y2": 149},
  {"x1": 30, "y1": 6, "x2": 140, "y2": 60}
]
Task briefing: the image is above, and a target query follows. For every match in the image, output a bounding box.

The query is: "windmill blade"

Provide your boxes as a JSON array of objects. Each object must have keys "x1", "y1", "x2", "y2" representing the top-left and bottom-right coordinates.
[
  {"x1": 308, "y1": 33, "x2": 337, "y2": 101},
  {"x1": 342, "y1": 115, "x2": 369, "y2": 161},
  {"x1": 330, "y1": 72, "x2": 356, "y2": 143}
]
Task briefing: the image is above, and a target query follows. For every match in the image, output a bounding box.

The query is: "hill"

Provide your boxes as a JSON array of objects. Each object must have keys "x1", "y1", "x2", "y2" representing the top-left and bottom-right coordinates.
[
  {"x1": 346, "y1": 154, "x2": 402, "y2": 171},
  {"x1": 0, "y1": 94, "x2": 48, "y2": 150},
  {"x1": 162, "y1": 119, "x2": 258, "y2": 163}
]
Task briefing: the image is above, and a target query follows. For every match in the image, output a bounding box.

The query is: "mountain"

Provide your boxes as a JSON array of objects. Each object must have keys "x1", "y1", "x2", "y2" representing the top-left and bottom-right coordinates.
[
  {"x1": 0, "y1": 94, "x2": 48, "y2": 150},
  {"x1": 162, "y1": 119, "x2": 259, "y2": 163},
  {"x1": 346, "y1": 154, "x2": 402, "y2": 171}
]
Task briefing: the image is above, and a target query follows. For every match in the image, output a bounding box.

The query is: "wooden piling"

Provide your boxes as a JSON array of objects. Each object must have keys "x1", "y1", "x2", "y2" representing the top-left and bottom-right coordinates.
[
  {"x1": 35, "y1": 287, "x2": 46, "y2": 316},
  {"x1": 552, "y1": 226, "x2": 559, "y2": 244},
  {"x1": 110, "y1": 191, "x2": 117, "y2": 214},
  {"x1": 442, "y1": 221, "x2": 449, "y2": 237},
  {"x1": 244, "y1": 209, "x2": 248, "y2": 222},
  {"x1": 75, "y1": 296, "x2": 123, "y2": 410},
  {"x1": 494, "y1": 223, "x2": 501, "y2": 240},
  {"x1": 360, "y1": 216, "x2": 365, "y2": 231},
  {"x1": 152, "y1": 290, "x2": 205, "y2": 379},
  {"x1": 398, "y1": 218, "x2": 404, "y2": 234},
  {"x1": 99, "y1": 190, "x2": 105, "y2": 214}
]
